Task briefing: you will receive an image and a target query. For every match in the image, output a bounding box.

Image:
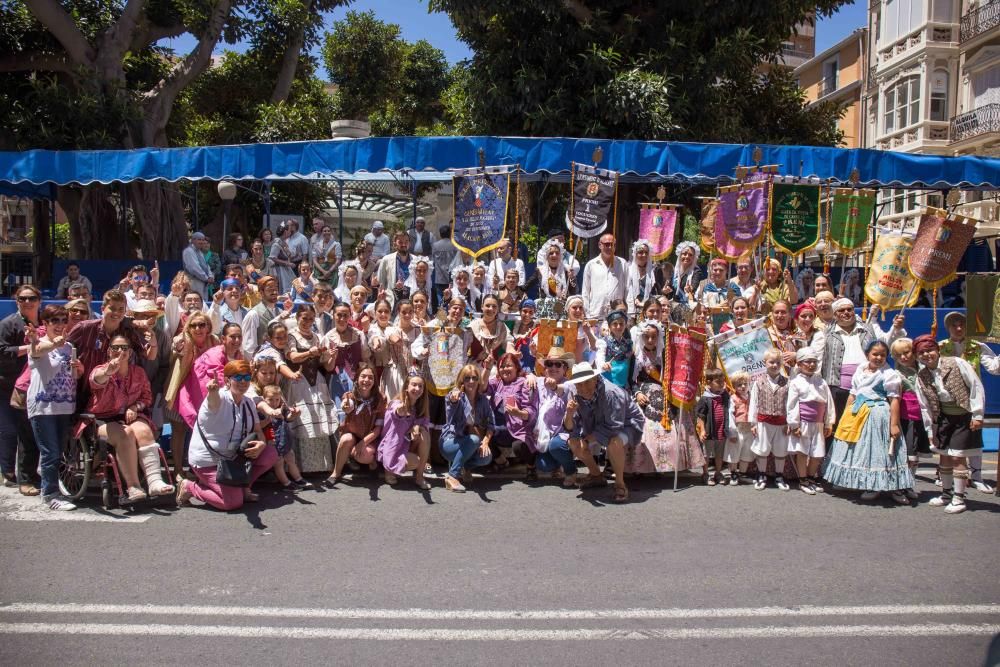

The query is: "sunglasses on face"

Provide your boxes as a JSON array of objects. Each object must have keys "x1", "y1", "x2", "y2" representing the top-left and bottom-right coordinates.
[
  {"x1": 109, "y1": 344, "x2": 130, "y2": 352},
  {"x1": 47, "y1": 317, "x2": 69, "y2": 324},
  {"x1": 16, "y1": 295, "x2": 39, "y2": 303},
  {"x1": 190, "y1": 322, "x2": 209, "y2": 330},
  {"x1": 229, "y1": 374, "x2": 252, "y2": 382},
  {"x1": 133, "y1": 275, "x2": 149, "y2": 282}
]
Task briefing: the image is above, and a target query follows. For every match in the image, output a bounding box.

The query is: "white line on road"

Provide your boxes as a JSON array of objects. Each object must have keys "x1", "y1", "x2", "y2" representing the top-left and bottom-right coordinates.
[
  {"x1": 0, "y1": 622, "x2": 996, "y2": 641},
  {"x1": 1, "y1": 602, "x2": 997, "y2": 621}
]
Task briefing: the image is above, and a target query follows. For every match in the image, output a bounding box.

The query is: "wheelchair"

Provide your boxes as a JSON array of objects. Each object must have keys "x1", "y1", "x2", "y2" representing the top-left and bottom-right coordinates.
[{"x1": 58, "y1": 413, "x2": 175, "y2": 510}]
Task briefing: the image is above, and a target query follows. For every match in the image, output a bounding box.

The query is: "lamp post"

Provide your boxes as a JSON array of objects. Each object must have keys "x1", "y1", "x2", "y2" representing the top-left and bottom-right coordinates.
[{"x1": 218, "y1": 181, "x2": 237, "y2": 253}]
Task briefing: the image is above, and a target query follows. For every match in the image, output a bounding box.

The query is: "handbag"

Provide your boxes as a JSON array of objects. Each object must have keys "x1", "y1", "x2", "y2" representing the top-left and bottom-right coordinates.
[
  {"x1": 197, "y1": 401, "x2": 256, "y2": 486},
  {"x1": 9, "y1": 387, "x2": 26, "y2": 410}
]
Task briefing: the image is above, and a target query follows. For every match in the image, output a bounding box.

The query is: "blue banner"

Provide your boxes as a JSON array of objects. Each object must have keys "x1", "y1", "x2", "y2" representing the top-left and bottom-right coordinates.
[{"x1": 452, "y1": 168, "x2": 511, "y2": 258}]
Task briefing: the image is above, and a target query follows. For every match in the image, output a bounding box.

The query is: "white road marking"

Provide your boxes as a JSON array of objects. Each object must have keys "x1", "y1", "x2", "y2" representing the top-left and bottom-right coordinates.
[
  {"x1": 0, "y1": 488, "x2": 149, "y2": 523},
  {"x1": 0, "y1": 622, "x2": 996, "y2": 641},
  {"x1": 1, "y1": 602, "x2": 996, "y2": 621}
]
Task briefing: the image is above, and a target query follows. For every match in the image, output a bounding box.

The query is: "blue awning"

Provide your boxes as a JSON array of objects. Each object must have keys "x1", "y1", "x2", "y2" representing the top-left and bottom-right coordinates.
[{"x1": 1, "y1": 136, "x2": 998, "y2": 191}]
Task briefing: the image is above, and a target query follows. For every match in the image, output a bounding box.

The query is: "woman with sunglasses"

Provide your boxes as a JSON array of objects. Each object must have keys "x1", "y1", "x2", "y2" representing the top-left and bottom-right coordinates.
[
  {"x1": 176, "y1": 360, "x2": 277, "y2": 510},
  {"x1": 441, "y1": 364, "x2": 495, "y2": 492},
  {"x1": 88, "y1": 334, "x2": 174, "y2": 503},
  {"x1": 0, "y1": 284, "x2": 43, "y2": 493},
  {"x1": 25, "y1": 305, "x2": 85, "y2": 510},
  {"x1": 176, "y1": 322, "x2": 245, "y2": 430},
  {"x1": 164, "y1": 312, "x2": 218, "y2": 481}
]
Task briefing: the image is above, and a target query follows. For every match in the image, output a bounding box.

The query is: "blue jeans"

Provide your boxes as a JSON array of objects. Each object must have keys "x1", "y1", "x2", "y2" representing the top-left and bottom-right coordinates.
[
  {"x1": 440, "y1": 434, "x2": 493, "y2": 478},
  {"x1": 0, "y1": 396, "x2": 40, "y2": 485},
  {"x1": 535, "y1": 436, "x2": 577, "y2": 476},
  {"x1": 29, "y1": 414, "x2": 71, "y2": 498}
]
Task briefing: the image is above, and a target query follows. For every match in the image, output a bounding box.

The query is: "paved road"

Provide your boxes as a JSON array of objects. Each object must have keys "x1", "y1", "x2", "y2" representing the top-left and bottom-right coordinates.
[{"x1": 1, "y1": 463, "x2": 998, "y2": 666}]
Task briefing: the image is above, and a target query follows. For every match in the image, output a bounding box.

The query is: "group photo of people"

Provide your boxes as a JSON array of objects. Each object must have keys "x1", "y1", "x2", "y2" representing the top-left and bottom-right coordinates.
[{"x1": 0, "y1": 215, "x2": 995, "y2": 514}]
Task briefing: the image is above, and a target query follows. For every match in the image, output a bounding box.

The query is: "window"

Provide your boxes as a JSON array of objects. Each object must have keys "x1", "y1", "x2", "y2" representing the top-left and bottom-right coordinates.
[
  {"x1": 932, "y1": 0, "x2": 953, "y2": 23},
  {"x1": 883, "y1": 75, "x2": 920, "y2": 133},
  {"x1": 822, "y1": 57, "x2": 839, "y2": 96},
  {"x1": 930, "y1": 69, "x2": 949, "y2": 121},
  {"x1": 972, "y1": 67, "x2": 1000, "y2": 108},
  {"x1": 882, "y1": 0, "x2": 926, "y2": 44}
]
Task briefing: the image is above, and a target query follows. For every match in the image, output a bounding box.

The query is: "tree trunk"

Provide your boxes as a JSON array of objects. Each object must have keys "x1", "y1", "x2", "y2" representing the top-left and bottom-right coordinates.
[
  {"x1": 127, "y1": 180, "x2": 188, "y2": 260},
  {"x1": 32, "y1": 198, "x2": 52, "y2": 287},
  {"x1": 58, "y1": 184, "x2": 124, "y2": 259}
]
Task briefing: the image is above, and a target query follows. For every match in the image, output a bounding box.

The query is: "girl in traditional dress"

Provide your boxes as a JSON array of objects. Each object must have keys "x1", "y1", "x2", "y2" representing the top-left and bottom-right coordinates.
[
  {"x1": 726, "y1": 372, "x2": 755, "y2": 485},
  {"x1": 626, "y1": 239, "x2": 657, "y2": 317},
  {"x1": 823, "y1": 340, "x2": 913, "y2": 504},
  {"x1": 347, "y1": 284, "x2": 371, "y2": 331},
  {"x1": 291, "y1": 261, "x2": 318, "y2": 301},
  {"x1": 839, "y1": 268, "x2": 862, "y2": 306},
  {"x1": 759, "y1": 258, "x2": 799, "y2": 313},
  {"x1": 402, "y1": 256, "x2": 434, "y2": 310},
  {"x1": 595, "y1": 310, "x2": 633, "y2": 390},
  {"x1": 666, "y1": 241, "x2": 701, "y2": 307},
  {"x1": 786, "y1": 347, "x2": 835, "y2": 495},
  {"x1": 563, "y1": 295, "x2": 597, "y2": 363},
  {"x1": 446, "y1": 266, "x2": 480, "y2": 314},
  {"x1": 382, "y1": 298, "x2": 420, "y2": 401},
  {"x1": 321, "y1": 302, "x2": 369, "y2": 408},
  {"x1": 245, "y1": 239, "x2": 275, "y2": 286},
  {"x1": 889, "y1": 338, "x2": 928, "y2": 500},
  {"x1": 719, "y1": 296, "x2": 752, "y2": 334},
  {"x1": 327, "y1": 362, "x2": 385, "y2": 486},
  {"x1": 767, "y1": 299, "x2": 798, "y2": 373},
  {"x1": 285, "y1": 304, "x2": 339, "y2": 473},
  {"x1": 536, "y1": 237, "x2": 572, "y2": 319},
  {"x1": 468, "y1": 295, "x2": 508, "y2": 374},
  {"x1": 253, "y1": 321, "x2": 302, "y2": 383},
  {"x1": 269, "y1": 223, "x2": 296, "y2": 295},
  {"x1": 791, "y1": 301, "x2": 826, "y2": 371},
  {"x1": 497, "y1": 268, "x2": 526, "y2": 317},
  {"x1": 511, "y1": 299, "x2": 538, "y2": 373},
  {"x1": 376, "y1": 373, "x2": 432, "y2": 490},
  {"x1": 365, "y1": 298, "x2": 394, "y2": 390},
  {"x1": 472, "y1": 262, "x2": 490, "y2": 298},
  {"x1": 334, "y1": 261, "x2": 361, "y2": 304},
  {"x1": 627, "y1": 319, "x2": 706, "y2": 475},
  {"x1": 795, "y1": 267, "x2": 816, "y2": 303},
  {"x1": 410, "y1": 289, "x2": 432, "y2": 326}
]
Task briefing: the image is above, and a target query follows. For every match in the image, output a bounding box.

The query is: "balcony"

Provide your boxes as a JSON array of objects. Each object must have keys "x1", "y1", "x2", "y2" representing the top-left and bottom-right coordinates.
[
  {"x1": 950, "y1": 103, "x2": 1000, "y2": 143},
  {"x1": 960, "y1": 0, "x2": 1000, "y2": 43},
  {"x1": 820, "y1": 77, "x2": 839, "y2": 98}
]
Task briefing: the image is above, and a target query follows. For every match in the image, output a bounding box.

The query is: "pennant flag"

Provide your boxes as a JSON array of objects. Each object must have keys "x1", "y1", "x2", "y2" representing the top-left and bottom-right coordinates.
[
  {"x1": 699, "y1": 199, "x2": 717, "y2": 256},
  {"x1": 864, "y1": 229, "x2": 920, "y2": 310},
  {"x1": 638, "y1": 205, "x2": 679, "y2": 261},
  {"x1": 712, "y1": 317, "x2": 772, "y2": 384},
  {"x1": 829, "y1": 188, "x2": 876, "y2": 253},
  {"x1": 712, "y1": 197, "x2": 753, "y2": 261},
  {"x1": 534, "y1": 319, "x2": 579, "y2": 375},
  {"x1": 717, "y1": 177, "x2": 770, "y2": 250},
  {"x1": 667, "y1": 325, "x2": 707, "y2": 410},
  {"x1": 452, "y1": 166, "x2": 512, "y2": 258},
  {"x1": 965, "y1": 273, "x2": 1000, "y2": 343},
  {"x1": 908, "y1": 207, "x2": 978, "y2": 289},
  {"x1": 769, "y1": 182, "x2": 821, "y2": 255},
  {"x1": 569, "y1": 164, "x2": 618, "y2": 239}
]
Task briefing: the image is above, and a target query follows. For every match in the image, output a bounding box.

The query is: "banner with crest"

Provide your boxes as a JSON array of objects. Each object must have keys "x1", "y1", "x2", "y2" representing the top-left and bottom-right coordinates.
[
  {"x1": 829, "y1": 188, "x2": 876, "y2": 253},
  {"x1": 712, "y1": 317, "x2": 772, "y2": 385},
  {"x1": 638, "y1": 205, "x2": 678, "y2": 261},
  {"x1": 717, "y1": 177, "x2": 771, "y2": 251},
  {"x1": 699, "y1": 198, "x2": 717, "y2": 256},
  {"x1": 452, "y1": 166, "x2": 512, "y2": 258},
  {"x1": 425, "y1": 329, "x2": 466, "y2": 397},
  {"x1": 534, "y1": 319, "x2": 580, "y2": 375},
  {"x1": 769, "y1": 182, "x2": 821, "y2": 255},
  {"x1": 569, "y1": 164, "x2": 618, "y2": 239},
  {"x1": 667, "y1": 325, "x2": 707, "y2": 410},
  {"x1": 907, "y1": 207, "x2": 979, "y2": 289},
  {"x1": 864, "y1": 229, "x2": 920, "y2": 310}
]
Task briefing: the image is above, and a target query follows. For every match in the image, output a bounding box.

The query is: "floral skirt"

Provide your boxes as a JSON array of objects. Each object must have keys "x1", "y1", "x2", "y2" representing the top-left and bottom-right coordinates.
[
  {"x1": 822, "y1": 400, "x2": 913, "y2": 491},
  {"x1": 625, "y1": 416, "x2": 706, "y2": 473}
]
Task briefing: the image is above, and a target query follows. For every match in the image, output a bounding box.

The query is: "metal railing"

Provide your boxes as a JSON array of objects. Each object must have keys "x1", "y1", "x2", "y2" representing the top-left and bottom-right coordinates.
[
  {"x1": 961, "y1": 0, "x2": 1000, "y2": 42},
  {"x1": 950, "y1": 103, "x2": 1000, "y2": 143},
  {"x1": 821, "y1": 78, "x2": 839, "y2": 97},
  {"x1": 867, "y1": 65, "x2": 877, "y2": 89}
]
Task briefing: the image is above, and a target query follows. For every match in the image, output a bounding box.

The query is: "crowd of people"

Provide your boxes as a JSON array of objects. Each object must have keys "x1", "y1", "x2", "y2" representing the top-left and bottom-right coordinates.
[{"x1": 0, "y1": 218, "x2": 994, "y2": 514}]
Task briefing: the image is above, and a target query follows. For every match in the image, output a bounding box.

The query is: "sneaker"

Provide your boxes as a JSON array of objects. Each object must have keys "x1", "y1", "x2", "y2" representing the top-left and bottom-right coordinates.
[
  {"x1": 729, "y1": 473, "x2": 742, "y2": 486},
  {"x1": 46, "y1": 496, "x2": 77, "y2": 511},
  {"x1": 292, "y1": 478, "x2": 311, "y2": 489},
  {"x1": 928, "y1": 493, "x2": 952, "y2": 507},
  {"x1": 890, "y1": 490, "x2": 909, "y2": 505},
  {"x1": 811, "y1": 478, "x2": 825, "y2": 493},
  {"x1": 859, "y1": 491, "x2": 880, "y2": 501},
  {"x1": 971, "y1": 480, "x2": 993, "y2": 494},
  {"x1": 707, "y1": 474, "x2": 717, "y2": 487},
  {"x1": 800, "y1": 481, "x2": 816, "y2": 495},
  {"x1": 754, "y1": 476, "x2": 766, "y2": 491},
  {"x1": 943, "y1": 498, "x2": 967, "y2": 514},
  {"x1": 934, "y1": 477, "x2": 943, "y2": 487},
  {"x1": 904, "y1": 488, "x2": 919, "y2": 500},
  {"x1": 775, "y1": 476, "x2": 789, "y2": 491}
]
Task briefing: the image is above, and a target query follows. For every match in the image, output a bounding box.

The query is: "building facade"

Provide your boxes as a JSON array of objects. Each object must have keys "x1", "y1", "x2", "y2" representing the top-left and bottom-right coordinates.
[{"x1": 795, "y1": 28, "x2": 869, "y2": 148}]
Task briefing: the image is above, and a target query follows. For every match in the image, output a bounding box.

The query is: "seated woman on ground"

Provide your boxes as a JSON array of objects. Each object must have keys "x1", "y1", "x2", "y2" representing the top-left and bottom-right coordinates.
[{"x1": 327, "y1": 362, "x2": 386, "y2": 486}]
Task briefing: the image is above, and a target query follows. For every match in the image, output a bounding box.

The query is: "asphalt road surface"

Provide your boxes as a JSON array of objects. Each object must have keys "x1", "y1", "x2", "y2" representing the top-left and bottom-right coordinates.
[{"x1": 1, "y1": 462, "x2": 997, "y2": 666}]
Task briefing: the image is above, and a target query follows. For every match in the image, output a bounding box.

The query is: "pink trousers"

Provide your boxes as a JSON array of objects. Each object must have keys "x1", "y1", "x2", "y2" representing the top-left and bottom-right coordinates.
[{"x1": 190, "y1": 445, "x2": 279, "y2": 510}]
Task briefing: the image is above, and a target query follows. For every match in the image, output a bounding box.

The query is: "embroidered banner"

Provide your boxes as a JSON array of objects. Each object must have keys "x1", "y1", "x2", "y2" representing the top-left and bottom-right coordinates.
[
  {"x1": 829, "y1": 188, "x2": 875, "y2": 253},
  {"x1": 638, "y1": 205, "x2": 678, "y2": 261},
  {"x1": 965, "y1": 273, "x2": 1000, "y2": 343},
  {"x1": 712, "y1": 317, "x2": 772, "y2": 385},
  {"x1": 907, "y1": 207, "x2": 979, "y2": 289},
  {"x1": 569, "y1": 164, "x2": 617, "y2": 239},
  {"x1": 452, "y1": 166, "x2": 511, "y2": 258},
  {"x1": 667, "y1": 326, "x2": 707, "y2": 410},
  {"x1": 769, "y1": 182, "x2": 821, "y2": 255},
  {"x1": 699, "y1": 198, "x2": 717, "y2": 256},
  {"x1": 864, "y1": 229, "x2": 920, "y2": 310},
  {"x1": 534, "y1": 319, "x2": 579, "y2": 375},
  {"x1": 717, "y1": 178, "x2": 770, "y2": 250},
  {"x1": 426, "y1": 330, "x2": 466, "y2": 397}
]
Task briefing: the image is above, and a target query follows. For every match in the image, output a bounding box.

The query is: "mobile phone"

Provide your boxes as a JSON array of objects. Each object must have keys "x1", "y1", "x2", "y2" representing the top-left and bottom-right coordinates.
[{"x1": 69, "y1": 343, "x2": 77, "y2": 365}]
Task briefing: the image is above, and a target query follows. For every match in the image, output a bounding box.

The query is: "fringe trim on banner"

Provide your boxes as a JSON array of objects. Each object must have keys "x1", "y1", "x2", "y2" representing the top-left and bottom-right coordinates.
[
  {"x1": 450, "y1": 165, "x2": 514, "y2": 259},
  {"x1": 829, "y1": 187, "x2": 876, "y2": 255},
  {"x1": 639, "y1": 202, "x2": 681, "y2": 262},
  {"x1": 768, "y1": 179, "x2": 822, "y2": 257},
  {"x1": 908, "y1": 206, "x2": 981, "y2": 291}
]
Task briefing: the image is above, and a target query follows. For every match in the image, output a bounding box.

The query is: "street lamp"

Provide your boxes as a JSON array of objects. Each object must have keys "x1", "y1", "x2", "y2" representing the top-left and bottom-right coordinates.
[{"x1": 218, "y1": 181, "x2": 237, "y2": 251}]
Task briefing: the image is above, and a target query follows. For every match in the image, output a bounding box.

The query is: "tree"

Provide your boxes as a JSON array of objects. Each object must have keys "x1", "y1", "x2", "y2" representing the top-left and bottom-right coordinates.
[
  {"x1": 322, "y1": 10, "x2": 449, "y2": 136},
  {"x1": 0, "y1": 0, "x2": 347, "y2": 260},
  {"x1": 430, "y1": 0, "x2": 848, "y2": 146}
]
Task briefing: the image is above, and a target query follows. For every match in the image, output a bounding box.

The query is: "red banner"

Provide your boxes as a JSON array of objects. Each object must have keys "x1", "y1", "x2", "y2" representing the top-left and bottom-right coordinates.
[
  {"x1": 908, "y1": 207, "x2": 978, "y2": 289},
  {"x1": 667, "y1": 326, "x2": 707, "y2": 410}
]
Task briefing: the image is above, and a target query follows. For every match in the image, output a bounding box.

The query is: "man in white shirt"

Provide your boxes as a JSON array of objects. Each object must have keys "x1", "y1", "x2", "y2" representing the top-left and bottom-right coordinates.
[
  {"x1": 364, "y1": 220, "x2": 391, "y2": 263},
  {"x1": 486, "y1": 238, "x2": 526, "y2": 290},
  {"x1": 376, "y1": 231, "x2": 413, "y2": 307},
  {"x1": 581, "y1": 233, "x2": 627, "y2": 319},
  {"x1": 286, "y1": 220, "x2": 310, "y2": 266},
  {"x1": 407, "y1": 216, "x2": 433, "y2": 256},
  {"x1": 182, "y1": 232, "x2": 214, "y2": 299}
]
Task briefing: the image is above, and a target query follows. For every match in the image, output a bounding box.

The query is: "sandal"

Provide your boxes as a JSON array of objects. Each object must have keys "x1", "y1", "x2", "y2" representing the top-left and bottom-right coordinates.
[
  {"x1": 413, "y1": 476, "x2": 431, "y2": 490},
  {"x1": 243, "y1": 490, "x2": 259, "y2": 503},
  {"x1": 175, "y1": 478, "x2": 193, "y2": 506},
  {"x1": 579, "y1": 474, "x2": 608, "y2": 489},
  {"x1": 323, "y1": 475, "x2": 341, "y2": 488},
  {"x1": 384, "y1": 471, "x2": 398, "y2": 485},
  {"x1": 612, "y1": 486, "x2": 630, "y2": 504}
]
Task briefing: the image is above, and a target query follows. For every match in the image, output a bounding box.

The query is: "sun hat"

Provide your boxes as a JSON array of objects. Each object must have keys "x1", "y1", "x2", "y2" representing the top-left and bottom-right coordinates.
[{"x1": 564, "y1": 362, "x2": 599, "y2": 385}]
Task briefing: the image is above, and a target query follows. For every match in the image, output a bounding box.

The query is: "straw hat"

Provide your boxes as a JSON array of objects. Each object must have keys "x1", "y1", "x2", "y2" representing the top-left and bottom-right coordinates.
[{"x1": 564, "y1": 362, "x2": 599, "y2": 385}]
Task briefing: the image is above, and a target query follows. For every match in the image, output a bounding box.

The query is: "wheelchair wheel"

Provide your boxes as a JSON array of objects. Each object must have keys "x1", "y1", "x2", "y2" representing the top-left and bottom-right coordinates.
[
  {"x1": 58, "y1": 435, "x2": 91, "y2": 500},
  {"x1": 101, "y1": 480, "x2": 114, "y2": 510}
]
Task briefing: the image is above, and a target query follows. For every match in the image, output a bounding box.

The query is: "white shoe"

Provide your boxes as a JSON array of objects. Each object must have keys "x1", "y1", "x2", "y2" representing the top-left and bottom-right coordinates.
[
  {"x1": 971, "y1": 480, "x2": 993, "y2": 493},
  {"x1": 46, "y1": 496, "x2": 77, "y2": 511},
  {"x1": 775, "y1": 476, "x2": 789, "y2": 491},
  {"x1": 928, "y1": 494, "x2": 951, "y2": 507},
  {"x1": 754, "y1": 477, "x2": 766, "y2": 491},
  {"x1": 943, "y1": 498, "x2": 967, "y2": 514},
  {"x1": 859, "y1": 491, "x2": 880, "y2": 501},
  {"x1": 800, "y1": 482, "x2": 816, "y2": 496}
]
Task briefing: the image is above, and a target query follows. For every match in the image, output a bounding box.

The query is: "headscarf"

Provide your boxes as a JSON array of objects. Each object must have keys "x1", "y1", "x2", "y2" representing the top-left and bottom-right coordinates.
[
  {"x1": 795, "y1": 267, "x2": 816, "y2": 301},
  {"x1": 832, "y1": 297, "x2": 854, "y2": 311},
  {"x1": 912, "y1": 334, "x2": 939, "y2": 355},
  {"x1": 794, "y1": 301, "x2": 816, "y2": 320},
  {"x1": 632, "y1": 319, "x2": 664, "y2": 384},
  {"x1": 403, "y1": 255, "x2": 433, "y2": 295},
  {"x1": 537, "y1": 237, "x2": 570, "y2": 299},
  {"x1": 626, "y1": 239, "x2": 656, "y2": 313},
  {"x1": 335, "y1": 260, "x2": 361, "y2": 302}
]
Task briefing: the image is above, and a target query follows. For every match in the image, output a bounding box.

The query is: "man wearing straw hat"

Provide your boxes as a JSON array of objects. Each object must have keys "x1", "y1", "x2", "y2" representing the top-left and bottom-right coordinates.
[{"x1": 563, "y1": 361, "x2": 644, "y2": 503}]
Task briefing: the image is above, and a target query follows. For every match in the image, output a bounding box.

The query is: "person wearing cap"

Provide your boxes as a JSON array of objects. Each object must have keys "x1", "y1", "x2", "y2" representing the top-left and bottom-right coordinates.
[
  {"x1": 564, "y1": 361, "x2": 645, "y2": 503},
  {"x1": 532, "y1": 347, "x2": 580, "y2": 486},
  {"x1": 912, "y1": 334, "x2": 985, "y2": 515},
  {"x1": 207, "y1": 278, "x2": 249, "y2": 334},
  {"x1": 182, "y1": 232, "x2": 214, "y2": 299},
  {"x1": 581, "y1": 233, "x2": 627, "y2": 320},
  {"x1": 824, "y1": 339, "x2": 913, "y2": 504},
  {"x1": 432, "y1": 225, "x2": 458, "y2": 306},
  {"x1": 938, "y1": 310, "x2": 999, "y2": 493},
  {"x1": 821, "y1": 296, "x2": 906, "y2": 439},
  {"x1": 786, "y1": 346, "x2": 835, "y2": 495},
  {"x1": 407, "y1": 216, "x2": 433, "y2": 256},
  {"x1": 364, "y1": 220, "x2": 391, "y2": 264}
]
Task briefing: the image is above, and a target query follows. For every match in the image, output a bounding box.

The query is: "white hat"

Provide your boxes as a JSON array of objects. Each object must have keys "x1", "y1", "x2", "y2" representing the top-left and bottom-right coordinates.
[
  {"x1": 832, "y1": 297, "x2": 854, "y2": 311},
  {"x1": 372, "y1": 220, "x2": 384, "y2": 230},
  {"x1": 564, "y1": 362, "x2": 599, "y2": 385},
  {"x1": 131, "y1": 299, "x2": 163, "y2": 315},
  {"x1": 795, "y1": 346, "x2": 818, "y2": 362}
]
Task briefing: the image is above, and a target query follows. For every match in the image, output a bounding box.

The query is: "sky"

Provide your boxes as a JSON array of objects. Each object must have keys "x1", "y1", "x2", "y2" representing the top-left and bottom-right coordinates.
[{"x1": 159, "y1": 0, "x2": 868, "y2": 74}]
